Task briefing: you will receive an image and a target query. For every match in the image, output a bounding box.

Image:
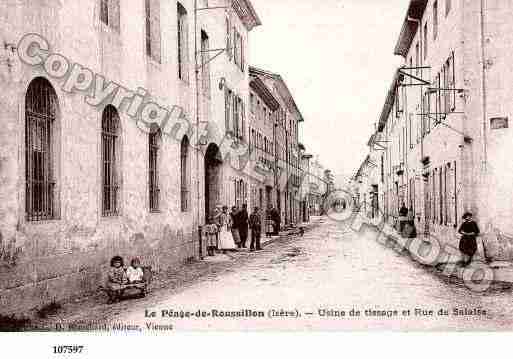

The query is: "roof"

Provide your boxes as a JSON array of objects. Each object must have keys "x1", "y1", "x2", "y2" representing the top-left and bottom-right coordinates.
[
  {"x1": 393, "y1": 0, "x2": 428, "y2": 57},
  {"x1": 355, "y1": 155, "x2": 370, "y2": 179},
  {"x1": 367, "y1": 133, "x2": 377, "y2": 147},
  {"x1": 249, "y1": 66, "x2": 305, "y2": 123},
  {"x1": 249, "y1": 73, "x2": 280, "y2": 111},
  {"x1": 233, "y1": 0, "x2": 262, "y2": 31}
]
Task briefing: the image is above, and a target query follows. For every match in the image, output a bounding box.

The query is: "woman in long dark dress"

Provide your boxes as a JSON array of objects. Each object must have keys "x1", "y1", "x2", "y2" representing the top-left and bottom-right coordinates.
[{"x1": 457, "y1": 212, "x2": 480, "y2": 267}]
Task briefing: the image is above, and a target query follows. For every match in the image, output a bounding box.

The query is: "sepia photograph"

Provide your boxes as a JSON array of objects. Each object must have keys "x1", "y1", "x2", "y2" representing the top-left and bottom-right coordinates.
[{"x1": 2, "y1": 0, "x2": 513, "y2": 346}]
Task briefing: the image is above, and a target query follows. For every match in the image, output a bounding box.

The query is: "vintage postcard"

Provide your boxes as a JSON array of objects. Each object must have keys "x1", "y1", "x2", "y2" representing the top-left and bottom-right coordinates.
[{"x1": 1, "y1": 0, "x2": 513, "y2": 339}]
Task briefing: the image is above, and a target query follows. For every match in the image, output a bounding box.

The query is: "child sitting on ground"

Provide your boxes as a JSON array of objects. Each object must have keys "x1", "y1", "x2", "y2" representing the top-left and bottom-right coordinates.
[
  {"x1": 126, "y1": 258, "x2": 144, "y2": 283},
  {"x1": 107, "y1": 255, "x2": 128, "y2": 303}
]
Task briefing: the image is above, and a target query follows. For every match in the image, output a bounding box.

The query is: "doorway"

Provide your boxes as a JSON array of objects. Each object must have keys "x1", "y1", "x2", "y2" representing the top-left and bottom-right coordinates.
[{"x1": 204, "y1": 143, "x2": 222, "y2": 223}]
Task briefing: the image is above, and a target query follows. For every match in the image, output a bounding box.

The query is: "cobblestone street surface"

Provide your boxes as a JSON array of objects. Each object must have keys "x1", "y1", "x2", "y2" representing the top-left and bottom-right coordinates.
[{"x1": 33, "y1": 217, "x2": 513, "y2": 331}]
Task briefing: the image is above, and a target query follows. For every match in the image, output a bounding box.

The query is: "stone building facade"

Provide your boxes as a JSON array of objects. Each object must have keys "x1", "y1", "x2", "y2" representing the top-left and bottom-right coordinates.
[
  {"x1": 0, "y1": 0, "x2": 261, "y2": 314},
  {"x1": 357, "y1": 0, "x2": 513, "y2": 261}
]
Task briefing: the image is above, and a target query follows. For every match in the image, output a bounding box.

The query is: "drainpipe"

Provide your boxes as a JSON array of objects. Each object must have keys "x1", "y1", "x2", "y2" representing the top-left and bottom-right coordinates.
[
  {"x1": 479, "y1": 0, "x2": 488, "y2": 171},
  {"x1": 193, "y1": 0, "x2": 203, "y2": 259}
]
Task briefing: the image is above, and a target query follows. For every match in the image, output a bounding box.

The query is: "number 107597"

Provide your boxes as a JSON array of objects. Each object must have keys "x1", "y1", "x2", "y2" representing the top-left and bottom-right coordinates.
[{"x1": 53, "y1": 346, "x2": 84, "y2": 354}]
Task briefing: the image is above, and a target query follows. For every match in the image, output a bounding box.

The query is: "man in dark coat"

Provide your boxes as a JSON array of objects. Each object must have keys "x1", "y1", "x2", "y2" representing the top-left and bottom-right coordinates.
[
  {"x1": 249, "y1": 207, "x2": 262, "y2": 251},
  {"x1": 238, "y1": 204, "x2": 249, "y2": 248},
  {"x1": 398, "y1": 202, "x2": 408, "y2": 235}
]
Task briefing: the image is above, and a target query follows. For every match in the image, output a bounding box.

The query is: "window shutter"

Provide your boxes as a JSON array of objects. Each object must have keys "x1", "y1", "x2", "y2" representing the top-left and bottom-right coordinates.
[
  {"x1": 240, "y1": 36, "x2": 244, "y2": 71},
  {"x1": 233, "y1": 27, "x2": 237, "y2": 65},
  {"x1": 151, "y1": 0, "x2": 161, "y2": 63},
  {"x1": 240, "y1": 98, "x2": 245, "y2": 140},
  {"x1": 226, "y1": 16, "x2": 232, "y2": 59},
  {"x1": 109, "y1": 0, "x2": 120, "y2": 32},
  {"x1": 232, "y1": 94, "x2": 238, "y2": 136},
  {"x1": 450, "y1": 51, "x2": 456, "y2": 111}
]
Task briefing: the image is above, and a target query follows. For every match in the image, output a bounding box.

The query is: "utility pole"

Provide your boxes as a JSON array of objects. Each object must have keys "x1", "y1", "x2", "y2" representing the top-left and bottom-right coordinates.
[{"x1": 193, "y1": 0, "x2": 202, "y2": 259}]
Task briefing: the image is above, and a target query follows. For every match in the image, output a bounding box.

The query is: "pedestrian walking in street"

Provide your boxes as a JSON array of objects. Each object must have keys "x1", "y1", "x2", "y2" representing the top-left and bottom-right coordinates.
[
  {"x1": 458, "y1": 212, "x2": 480, "y2": 267},
  {"x1": 398, "y1": 202, "x2": 408, "y2": 235},
  {"x1": 219, "y1": 206, "x2": 237, "y2": 252},
  {"x1": 230, "y1": 206, "x2": 241, "y2": 248},
  {"x1": 238, "y1": 204, "x2": 249, "y2": 248},
  {"x1": 249, "y1": 207, "x2": 262, "y2": 251}
]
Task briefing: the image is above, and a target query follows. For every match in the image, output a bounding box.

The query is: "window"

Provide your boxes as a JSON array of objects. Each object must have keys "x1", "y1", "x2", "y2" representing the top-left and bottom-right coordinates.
[
  {"x1": 415, "y1": 42, "x2": 420, "y2": 75},
  {"x1": 446, "y1": 0, "x2": 451, "y2": 16},
  {"x1": 250, "y1": 93, "x2": 255, "y2": 114},
  {"x1": 422, "y1": 92, "x2": 431, "y2": 136},
  {"x1": 439, "y1": 166, "x2": 443, "y2": 224},
  {"x1": 233, "y1": 94, "x2": 239, "y2": 137},
  {"x1": 453, "y1": 161, "x2": 458, "y2": 227},
  {"x1": 224, "y1": 87, "x2": 232, "y2": 133},
  {"x1": 101, "y1": 105, "x2": 120, "y2": 217},
  {"x1": 225, "y1": 16, "x2": 232, "y2": 59},
  {"x1": 235, "y1": 179, "x2": 246, "y2": 207},
  {"x1": 145, "y1": 0, "x2": 161, "y2": 63},
  {"x1": 251, "y1": 129, "x2": 256, "y2": 153},
  {"x1": 100, "y1": 0, "x2": 120, "y2": 31},
  {"x1": 25, "y1": 77, "x2": 58, "y2": 221},
  {"x1": 443, "y1": 52, "x2": 456, "y2": 113},
  {"x1": 423, "y1": 23, "x2": 428, "y2": 60},
  {"x1": 201, "y1": 30, "x2": 211, "y2": 97},
  {"x1": 409, "y1": 57, "x2": 413, "y2": 84},
  {"x1": 380, "y1": 155, "x2": 384, "y2": 183},
  {"x1": 233, "y1": 28, "x2": 239, "y2": 66},
  {"x1": 434, "y1": 72, "x2": 441, "y2": 125},
  {"x1": 239, "y1": 33, "x2": 244, "y2": 71},
  {"x1": 395, "y1": 84, "x2": 403, "y2": 118},
  {"x1": 239, "y1": 97, "x2": 245, "y2": 140},
  {"x1": 432, "y1": 170, "x2": 437, "y2": 224},
  {"x1": 180, "y1": 136, "x2": 189, "y2": 212},
  {"x1": 177, "y1": 2, "x2": 188, "y2": 80},
  {"x1": 409, "y1": 113, "x2": 413, "y2": 149},
  {"x1": 433, "y1": 1, "x2": 438, "y2": 40},
  {"x1": 148, "y1": 130, "x2": 160, "y2": 212}
]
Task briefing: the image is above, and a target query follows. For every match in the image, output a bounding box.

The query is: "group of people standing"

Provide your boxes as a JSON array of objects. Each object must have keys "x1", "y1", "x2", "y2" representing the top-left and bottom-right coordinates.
[
  {"x1": 398, "y1": 203, "x2": 481, "y2": 267},
  {"x1": 212, "y1": 204, "x2": 264, "y2": 252}
]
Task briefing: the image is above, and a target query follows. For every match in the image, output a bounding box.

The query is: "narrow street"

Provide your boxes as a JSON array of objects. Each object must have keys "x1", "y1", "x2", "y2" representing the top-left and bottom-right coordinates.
[{"x1": 54, "y1": 216, "x2": 513, "y2": 331}]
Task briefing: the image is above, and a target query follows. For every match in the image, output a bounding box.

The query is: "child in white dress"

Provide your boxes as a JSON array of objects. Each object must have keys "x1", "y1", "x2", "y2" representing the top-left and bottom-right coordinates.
[{"x1": 126, "y1": 258, "x2": 144, "y2": 283}]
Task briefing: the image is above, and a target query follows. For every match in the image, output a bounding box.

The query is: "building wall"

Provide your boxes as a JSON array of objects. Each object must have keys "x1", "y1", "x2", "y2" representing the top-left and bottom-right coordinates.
[
  {"x1": 0, "y1": 0, "x2": 256, "y2": 314},
  {"x1": 371, "y1": 0, "x2": 513, "y2": 259}
]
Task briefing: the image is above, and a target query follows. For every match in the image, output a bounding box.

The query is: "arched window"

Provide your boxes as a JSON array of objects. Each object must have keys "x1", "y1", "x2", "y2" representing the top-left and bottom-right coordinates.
[
  {"x1": 180, "y1": 135, "x2": 189, "y2": 212},
  {"x1": 149, "y1": 129, "x2": 161, "y2": 212},
  {"x1": 177, "y1": 2, "x2": 188, "y2": 81},
  {"x1": 25, "y1": 77, "x2": 58, "y2": 221},
  {"x1": 101, "y1": 105, "x2": 120, "y2": 216}
]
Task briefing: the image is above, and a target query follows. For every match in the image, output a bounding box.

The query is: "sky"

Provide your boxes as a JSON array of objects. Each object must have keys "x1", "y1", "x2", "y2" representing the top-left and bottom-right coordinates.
[{"x1": 248, "y1": 0, "x2": 407, "y2": 184}]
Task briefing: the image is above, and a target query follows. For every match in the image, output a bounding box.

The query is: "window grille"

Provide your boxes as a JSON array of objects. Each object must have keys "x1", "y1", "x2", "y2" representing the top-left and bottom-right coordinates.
[
  {"x1": 149, "y1": 130, "x2": 160, "y2": 212},
  {"x1": 181, "y1": 136, "x2": 189, "y2": 212},
  {"x1": 25, "y1": 78, "x2": 57, "y2": 221},
  {"x1": 102, "y1": 105, "x2": 120, "y2": 216}
]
